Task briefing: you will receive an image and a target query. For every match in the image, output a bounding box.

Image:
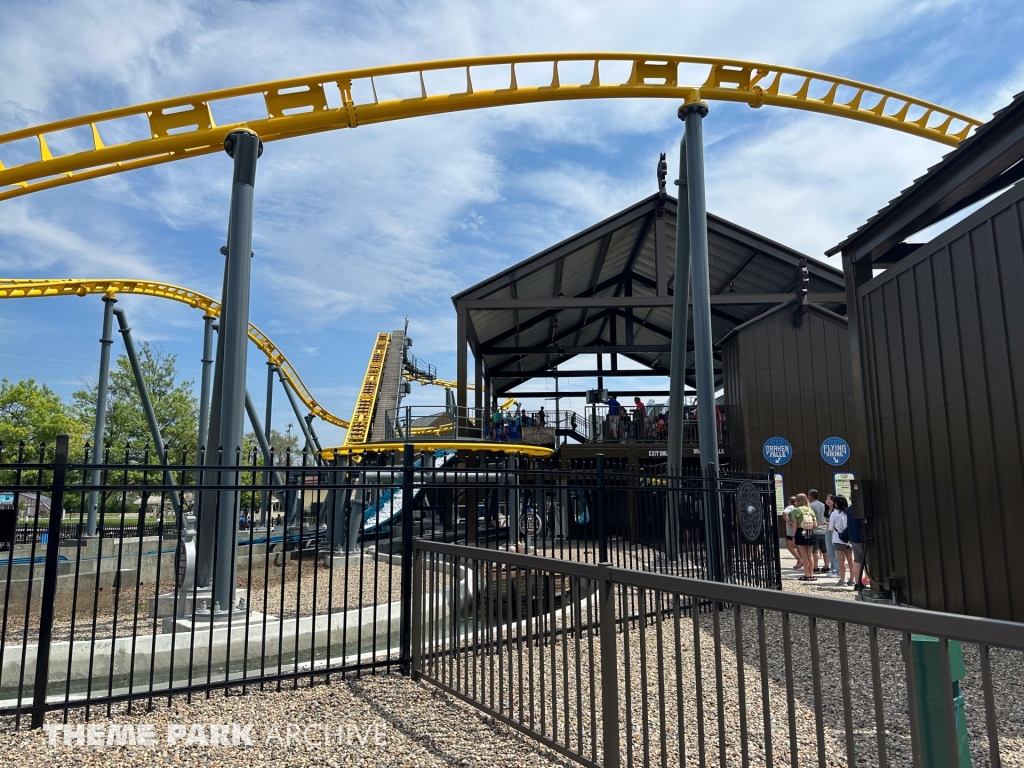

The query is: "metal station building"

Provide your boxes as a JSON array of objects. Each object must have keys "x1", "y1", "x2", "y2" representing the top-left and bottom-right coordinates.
[
  {"x1": 451, "y1": 172, "x2": 850, "y2": 492},
  {"x1": 831, "y1": 89, "x2": 1024, "y2": 622}
]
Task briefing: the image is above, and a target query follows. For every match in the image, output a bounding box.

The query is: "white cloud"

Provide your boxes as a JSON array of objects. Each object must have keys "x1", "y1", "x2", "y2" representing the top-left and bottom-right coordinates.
[{"x1": 3, "y1": 0, "x2": 1022, "y2": 427}]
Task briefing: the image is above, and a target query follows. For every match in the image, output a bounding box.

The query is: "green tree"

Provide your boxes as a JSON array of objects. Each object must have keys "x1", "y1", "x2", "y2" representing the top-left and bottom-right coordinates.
[
  {"x1": 243, "y1": 428, "x2": 299, "y2": 466},
  {"x1": 73, "y1": 343, "x2": 199, "y2": 462},
  {"x1": 0, "y1": 378, "x2": 89, "y2": 458}
]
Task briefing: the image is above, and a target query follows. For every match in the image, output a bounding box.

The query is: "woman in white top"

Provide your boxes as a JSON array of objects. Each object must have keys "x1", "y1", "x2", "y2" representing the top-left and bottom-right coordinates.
[{"x1": 828, "y1": 495, "x2": 854, "y2": 586}]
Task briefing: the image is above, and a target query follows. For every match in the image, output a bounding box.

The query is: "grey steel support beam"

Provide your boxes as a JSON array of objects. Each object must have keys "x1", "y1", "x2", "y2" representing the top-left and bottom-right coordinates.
[
  {"x1": 197, "y1": 315, "x2": 215, "y2": 454},
  {"x1": 682, "y1": 101, "x2": 724, "y2": 582},
  {"x1": 474, "y1": 347, "x2": 483, "y2": 419},
  {"x1": 112, "y1": 306, "x2": 182, "y2": 519},
  {"x1": 666, "y1": 128, "x2": 691, "y2": 561},
  {"x1": 260, "y1": 361, "x2": 274, "y2": 524},
  {"x1": 86, "y1": 295, "x2": 116, "y2": 537},
  {"x1": 461, "y1": 293, "x2": 841, "y2": 309},
  {"x1": 682, "y1": 103, "x2": 719, "y2": 471},
  {"x1": 304, "y1": 413, "x2": 323, "y2": 454},
  {"x1": 244, "y1": 389, "x2": 285, "y2": 488},
  {"x1": 275, "y1": 365, "x2": 319, "y2": 463},
  {"x1": 456, "y1": 306, "x2": 468, "y2": 424},
  {"x1": 211, "y1": 128, "x2": 261, "y2": 615}
]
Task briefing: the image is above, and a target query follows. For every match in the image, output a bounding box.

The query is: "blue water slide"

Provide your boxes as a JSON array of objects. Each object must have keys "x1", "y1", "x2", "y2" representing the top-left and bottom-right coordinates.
[{"x1": 362, "y1": 449, "x2": 456, "y2": 533}]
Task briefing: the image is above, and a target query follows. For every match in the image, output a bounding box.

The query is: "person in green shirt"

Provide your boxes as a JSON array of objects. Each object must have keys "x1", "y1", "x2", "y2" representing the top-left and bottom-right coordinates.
[{"x1": 791, "y1": 493, "x2": 818, "y2": 581}]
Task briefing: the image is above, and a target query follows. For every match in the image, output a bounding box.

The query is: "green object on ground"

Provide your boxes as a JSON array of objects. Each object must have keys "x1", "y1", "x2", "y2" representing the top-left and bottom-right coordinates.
[{"x1": 908, "y1": 634, "x2": 971, "y2": 768}]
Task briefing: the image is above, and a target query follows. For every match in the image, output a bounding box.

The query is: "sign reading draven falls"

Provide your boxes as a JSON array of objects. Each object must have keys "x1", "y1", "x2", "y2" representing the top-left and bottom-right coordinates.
[
  {"x1": 762, "y1": 437, "x2": 793, "y2": 466},
  {"x1": 820, "y1": 436, "x2": 851, "y2": 466}
]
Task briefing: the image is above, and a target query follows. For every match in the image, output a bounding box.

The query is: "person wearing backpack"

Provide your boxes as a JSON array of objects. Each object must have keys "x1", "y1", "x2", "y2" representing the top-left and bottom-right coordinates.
[
  {"x1": 829, "y1": 495, "x2": 854, "y2": 586},
  {"x1": 791, "y1": 493, "x2": 817, "y2": 581}
]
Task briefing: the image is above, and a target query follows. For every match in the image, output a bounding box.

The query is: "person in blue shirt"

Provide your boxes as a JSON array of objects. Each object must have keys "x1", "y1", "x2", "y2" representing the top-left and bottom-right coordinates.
[
  {"x1": 846, "y1": 505, "x2": 867, "y2": 591},
  {"x1": 606, "y1": 395, "x2": 621, "y2": 439}
]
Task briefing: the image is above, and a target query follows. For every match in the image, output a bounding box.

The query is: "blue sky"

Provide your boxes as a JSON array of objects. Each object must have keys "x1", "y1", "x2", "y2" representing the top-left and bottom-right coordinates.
[{"x1": 2, "y1": 0, "x2": 1023, "y2": 447}]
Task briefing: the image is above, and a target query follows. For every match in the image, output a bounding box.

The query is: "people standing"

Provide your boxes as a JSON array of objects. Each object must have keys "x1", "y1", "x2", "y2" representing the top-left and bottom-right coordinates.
[
  {"x1": 792, "y1": 493, "x2": 817, "y2": 581},
  {"x1": 537, "y1": 406, "x2": 546, "y2": 427},
  {"x1": 829, "y1": 495, "x2": 854, "y2": 586},
  {"x1": 808, "y1": 489, "x2": 833, "y2": 575},
  {"x1": 633, "y1": 396, "x2": 647, "y2": 440},
  {"x1": 782, "y1": 495, "x2": 802, "y2": 569},
  {"x1": 606, "y1": 394, "x2": 621, "y2": 439},
  {"x1": 847, "y1": 505, "x2": 867, "y2": 592}
]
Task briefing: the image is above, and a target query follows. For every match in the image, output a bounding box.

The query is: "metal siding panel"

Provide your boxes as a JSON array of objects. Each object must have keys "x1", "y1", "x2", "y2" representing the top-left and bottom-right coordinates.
[
  {"x1": 893, "y1": 409, "x2": 931, "y2": 608},
  {"x1": 925, "y1": 402, "x2": 966, "y2": 614},
  {"x1": 912, "y1": 261, "x2": 947, "y2": 409},
  {"x1": 987, "y1": 388, "x2": 1024, "y2": 619},
  {"x1": 944, "y1": 397, "x2": 989, "y2": 617},
  {"x1": 897, "y1": 270, "x2": 928, "y2": 415},
  {"x1": 971, "y1": 222, "x2": 1014, "y2": 394},
  {"x1": 950, "y1": 235, "x2": 988, "y2": 400},
  {"x1": 993, "y1": 203, "x2": 1024, "y2": 386},
  {"x1": 868, "y1": 290, "x2": 894, "y2": 420},
  {"x1": 930, "y1": 247, "x2": 966, "y2": 403},
  {"x1": 965, "y1": 392, "x2": 1013, "y2": 619},
  {"x1": 879, "y1": 414, "x2": 911, "y2": 593},
  {"x1": 809, "y1": 316, "x2": 832, "y2": 447},
  {"x1": 882, "y1": 281, "x2": 910, "y2": 417},
  {"x1": 793, "y1": 315, "x2": 821, "y2": 493}
]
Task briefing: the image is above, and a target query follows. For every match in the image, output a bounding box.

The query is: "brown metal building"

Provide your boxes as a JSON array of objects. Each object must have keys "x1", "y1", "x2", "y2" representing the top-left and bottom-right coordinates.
[
  {"x1": 829, "y1": 90, "x2": 1024, "y2": 621},
  {"x1": 720, "y1": 299, "x2": 856, "y2": 506}
]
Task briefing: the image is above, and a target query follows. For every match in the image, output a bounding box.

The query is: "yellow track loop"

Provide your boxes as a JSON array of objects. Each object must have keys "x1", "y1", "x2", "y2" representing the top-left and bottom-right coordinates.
[
  {"x1": 0, "y1": 54, "x2": 981, "y2": 202},
  {"x1": 322, "y1": 440, "x2": 554, "y2": 461},
  {"x1": 343, "y1": 332, "x2": 390, "y2": 447},
  {"x1": 0, "y1": 278, "x2": 349, "y2": 429}
]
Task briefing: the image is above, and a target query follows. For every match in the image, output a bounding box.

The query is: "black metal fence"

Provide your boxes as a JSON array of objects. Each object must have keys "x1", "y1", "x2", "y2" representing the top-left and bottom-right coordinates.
[
  {"x1": 0, "y1": 437, "x2": 779, "y2": 732},
  {"x1": 413, "y1": 540, "x2": 1024, "y2": 768}
]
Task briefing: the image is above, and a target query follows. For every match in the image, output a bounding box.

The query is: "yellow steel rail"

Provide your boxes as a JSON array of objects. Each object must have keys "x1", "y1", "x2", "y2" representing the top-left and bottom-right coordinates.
[
  {"x1": 404, "y1": 371, "x2": 470, "y2": 390},
  {"x1": 0, "y1": 278, "x2": 349, "y2": 429},
  {"x1": 322, "y1": 440, "x2": 554, "y2": 461},
  {"x1": 343, "y1": 332, "x2": 390, "y2": 447},
  {"x1": 0, "y1": 54, "x2": 981, "y2": 202}
]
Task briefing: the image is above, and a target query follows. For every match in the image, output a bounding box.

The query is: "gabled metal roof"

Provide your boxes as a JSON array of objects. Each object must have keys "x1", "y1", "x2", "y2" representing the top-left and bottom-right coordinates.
[{"x1": 454, "y1": 193, "x2": 847, "y2": 393}]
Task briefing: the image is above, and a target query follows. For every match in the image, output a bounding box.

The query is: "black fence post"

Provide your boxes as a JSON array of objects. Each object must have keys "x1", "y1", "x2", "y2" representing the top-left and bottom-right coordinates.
[
  {"x1": 399, "y1": 442, "x2": 414, "y2": 675},
  {"x1": 31, "y1": 434, "x2": 69, "y2": 729},
  {"x1": 410, "y1": 546, "x2": 423, "y2": 681},
  {"x1": 597, "y1": 562, "x2": 621, "y2": 768},
  {"x1": 705, "y1": 462, "x2": 725, "y2": 582},
  {"x1": 596, "y1": 453, "x2": 608, "y2": 563}
]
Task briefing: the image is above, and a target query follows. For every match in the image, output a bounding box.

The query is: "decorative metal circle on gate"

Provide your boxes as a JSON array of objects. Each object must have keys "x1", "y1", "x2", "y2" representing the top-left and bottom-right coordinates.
[{"x1": 736, "y1": 481, "x2": 763, "y2": 544}]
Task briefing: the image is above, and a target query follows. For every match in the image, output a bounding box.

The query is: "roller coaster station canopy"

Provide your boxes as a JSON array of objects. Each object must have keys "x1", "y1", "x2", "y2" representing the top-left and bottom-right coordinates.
[{"x1": 452, "y1": 185, "x2": 847, "y2": 402}]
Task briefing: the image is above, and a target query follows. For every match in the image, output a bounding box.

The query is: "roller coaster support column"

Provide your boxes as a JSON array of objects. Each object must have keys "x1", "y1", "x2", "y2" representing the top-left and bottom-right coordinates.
[
  {"x1": 456, "y1": 306, "x2": 468, "y2": 432},
  {"x1": 86, "y1": 295, "x2": 116, "y2": 537},
  {"x1": 113, "y1": 306, "x2": 182, "y2": 519},
  {"x1": 304, "y1": 413, "x2": 323, "y2": 454},
  {"x1": 680, "y1": 101, "x2": 724, "y2": 582},
  {"x1": 275, "y1": 365, "x2": 320, "y2": 465},
  {"x1": 666, "y1": 130, "x2": 691, "y2": 563},
  {"x1": 198, "y1": 315, "x2": 215, "y2": 456},
  {"x1": 261, "y1": 362, "x2": 274, "y2": 524},
  {"x1": 244, "y1": 389, "x2": 285, "y2": 488},
  {"x1": 211, "y1": 128, "x2": 262, "y2": 615}
]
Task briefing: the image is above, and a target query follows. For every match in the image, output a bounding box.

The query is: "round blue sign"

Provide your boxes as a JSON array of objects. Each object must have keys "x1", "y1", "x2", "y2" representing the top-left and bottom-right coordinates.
[
  {"x1": 820, "y1": 436, "x2": 851, "y2": 466},
  {"x1": 762, "y1": 437, "x2": 793, "y2": 466}
]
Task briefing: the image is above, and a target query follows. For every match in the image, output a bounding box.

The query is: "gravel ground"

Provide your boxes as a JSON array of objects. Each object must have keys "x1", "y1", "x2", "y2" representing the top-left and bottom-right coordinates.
[
  {"x1": 4, "y1": 544, "x2": 1021, "y2": 766},
  {"x1": 1, "y1": 674, "x2": 573, "y2": 768},
  {"x1": 419, "y1": 547, "x2": 1024, "y2": 767}
]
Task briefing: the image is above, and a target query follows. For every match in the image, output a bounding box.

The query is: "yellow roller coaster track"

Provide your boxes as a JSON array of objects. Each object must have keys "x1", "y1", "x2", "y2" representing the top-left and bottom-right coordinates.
[
  {"x1": 0, "y1": 53, "x2": 981, "y2": 203},
  {"x1": 0, "y1": 278, "x2": 350, "y2": 429},
  {"x1": 322, "y1": 440, "x2": 553, "y2": 461},
  {"x1": 343, "y1": 332, "x2": 389, "y2": 447}
]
